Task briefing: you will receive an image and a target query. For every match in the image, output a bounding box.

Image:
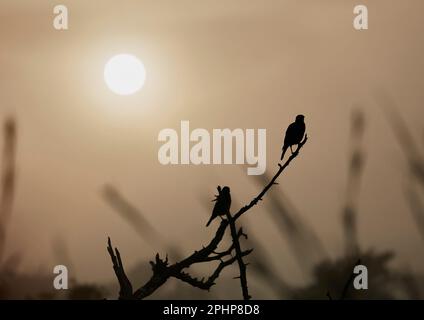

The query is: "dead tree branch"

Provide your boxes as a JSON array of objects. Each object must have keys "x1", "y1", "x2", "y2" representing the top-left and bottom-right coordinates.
[
  {"x1": 107, "y1": 237, "x2": 133, "y2": 299},
  {"x1": 233, "y1": 134, "x2": 308, "y2": 221},
  {"x1": 226, "y1": 212, "x2": 251, "y2": 300},
  {"x1": 107, "y1": 135, "x2": 308, "y2": 299}
]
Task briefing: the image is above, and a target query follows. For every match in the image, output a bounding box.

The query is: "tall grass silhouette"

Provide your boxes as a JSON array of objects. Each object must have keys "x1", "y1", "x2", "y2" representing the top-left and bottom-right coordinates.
[
  {"x1": 0, "y1": 117, "x2": 16, "y2": 263},
  {"x1": 2, "y1": 105, "x2": 424, "y2": 299}
]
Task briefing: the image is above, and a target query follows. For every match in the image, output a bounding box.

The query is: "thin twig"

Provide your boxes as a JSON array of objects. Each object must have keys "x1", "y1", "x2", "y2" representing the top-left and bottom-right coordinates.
[
  {"x1": 107, "y1": 237, "x2": 133, "y2": 299},
  {"x1": 226, "y1": 213, "x2": 251, "y2": 300},
  {"x1": 233, "y1": 134, "x2": 308, "y2": 221}
]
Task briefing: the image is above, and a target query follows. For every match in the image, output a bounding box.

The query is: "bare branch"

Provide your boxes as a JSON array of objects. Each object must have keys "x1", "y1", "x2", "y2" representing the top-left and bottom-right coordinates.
[
  {"x1": 107, "y1": 135, "x2": 308, "y2": 299},
  {"x1": 107, "y1": 237, "x2": 133, "y2": 299},
  {"x1": 233, "y1": 134, "x2": 308, "y2": 221},
  {"x1": 226, "y1": 212, "x2": 251, "y2": 300}
]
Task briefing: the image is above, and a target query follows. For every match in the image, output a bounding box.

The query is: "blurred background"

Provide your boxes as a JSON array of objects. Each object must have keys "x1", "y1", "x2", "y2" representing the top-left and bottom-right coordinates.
[{"x1": 1, "y1": 0, "x2": 424, "y2": 299}]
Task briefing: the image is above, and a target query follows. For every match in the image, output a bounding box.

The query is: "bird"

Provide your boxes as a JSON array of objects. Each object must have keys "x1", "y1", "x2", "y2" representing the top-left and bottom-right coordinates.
[
  {"x1": 206, "y1": 186, "x2": 231, "y2": 227},
  {"x1": 280, "y1": 114, "x2": 306, "y2": 161}
]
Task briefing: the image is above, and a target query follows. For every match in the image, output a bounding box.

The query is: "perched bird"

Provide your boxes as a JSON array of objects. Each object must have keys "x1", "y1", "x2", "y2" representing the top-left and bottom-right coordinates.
[
  {"x1": 206, "y1": 186, "x2": 231, "y2": 227},
  {"x1": 280, "y1": 114, "x2": 306, "y2": 161}
]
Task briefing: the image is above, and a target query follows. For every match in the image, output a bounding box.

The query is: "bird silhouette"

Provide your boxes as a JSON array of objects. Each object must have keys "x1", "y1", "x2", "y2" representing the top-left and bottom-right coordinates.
[
  {"x1": 206, "y1": 186, "x2": 231, "y2": 227},
  {"x1": 281, "y1": 115, "x2": 306, "y2": 161}
]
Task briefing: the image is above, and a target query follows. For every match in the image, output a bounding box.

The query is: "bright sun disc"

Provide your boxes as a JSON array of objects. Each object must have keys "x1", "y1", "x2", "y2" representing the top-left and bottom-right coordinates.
[{"x1": 104, "y1": 54, "x2": 146, "y2": 95}]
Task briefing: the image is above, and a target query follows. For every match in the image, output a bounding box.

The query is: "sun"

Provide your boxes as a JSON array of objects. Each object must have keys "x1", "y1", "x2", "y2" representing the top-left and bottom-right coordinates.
[{"x1": 104, "y1": 54, "x2": 146, "y2": 95}]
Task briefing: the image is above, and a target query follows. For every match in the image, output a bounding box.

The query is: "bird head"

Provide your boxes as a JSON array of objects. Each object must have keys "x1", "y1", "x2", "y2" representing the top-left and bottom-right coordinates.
[
  {"x1": 222, "y1": 186, "x2": 230, "y2": 194},
  {"x1": 295, "y1": 114, "x2": 305, "y2": 123}
]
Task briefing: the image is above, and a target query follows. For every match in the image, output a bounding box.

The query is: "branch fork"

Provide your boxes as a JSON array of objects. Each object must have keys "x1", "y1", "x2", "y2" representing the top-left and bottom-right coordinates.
[{"x1": 107, "y1": 135, "x2": 308, "y2": 299}]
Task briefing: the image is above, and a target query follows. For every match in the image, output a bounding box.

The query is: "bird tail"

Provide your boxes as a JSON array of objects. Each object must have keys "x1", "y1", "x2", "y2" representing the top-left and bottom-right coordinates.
[
  {"x1": 280, "y1": 147, "x2": 287, "y2": 161},
  {"x1": 206, "y1": 215, "x2": 215, "y2": 227}
]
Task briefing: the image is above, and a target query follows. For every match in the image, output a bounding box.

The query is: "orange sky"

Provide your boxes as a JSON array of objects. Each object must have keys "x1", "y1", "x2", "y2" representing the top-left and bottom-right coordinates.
[{"x1": 1, "y1": 0, "x2": 424, "y2": 295}]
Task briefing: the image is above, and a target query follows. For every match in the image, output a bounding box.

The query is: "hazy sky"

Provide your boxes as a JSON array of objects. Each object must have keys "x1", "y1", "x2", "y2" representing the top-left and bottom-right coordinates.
[{"x1": 1, "y1": 0, "x2": 424, "y2": 292}]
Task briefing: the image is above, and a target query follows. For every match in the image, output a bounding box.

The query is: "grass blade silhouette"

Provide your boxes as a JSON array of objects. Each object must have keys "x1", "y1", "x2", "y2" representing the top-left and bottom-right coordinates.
[
  {"x1": 342, "y1": 108, "x2": 366, "y2": 256},
  {"x1": 252, "y1": 172, "x2": 327, "y2": 274},
  {"x1": 0, "y1": 117, "x2": 16, "y2": 263},
  {"x1": 102, "y1": 185, "x2": 163, "y2": 248}
]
